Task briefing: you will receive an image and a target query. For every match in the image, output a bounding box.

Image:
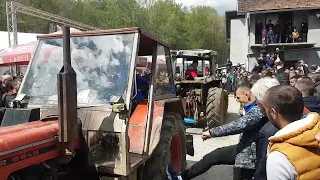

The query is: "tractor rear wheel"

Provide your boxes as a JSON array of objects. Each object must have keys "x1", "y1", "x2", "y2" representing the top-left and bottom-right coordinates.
[
  {"x1": 206, "y1": 87, "x2": 227, "y2": 128},
  {"x1": 222, "y1": 89, "x2": 229, "y2": 123},
  {"x1": 142, "y1": 112, "x2": 186, "y2": 180}
]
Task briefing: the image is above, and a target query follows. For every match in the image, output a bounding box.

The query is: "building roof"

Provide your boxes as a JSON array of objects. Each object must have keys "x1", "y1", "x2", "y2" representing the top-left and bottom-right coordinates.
[{"x1": 237, "y1": 0, "x2": 320, "y2": 13}]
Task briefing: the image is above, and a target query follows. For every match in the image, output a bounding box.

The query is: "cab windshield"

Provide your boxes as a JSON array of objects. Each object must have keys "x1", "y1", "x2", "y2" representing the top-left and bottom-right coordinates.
[{"x1": 20, "y1": 33, "x2": 135, "y2": 106}]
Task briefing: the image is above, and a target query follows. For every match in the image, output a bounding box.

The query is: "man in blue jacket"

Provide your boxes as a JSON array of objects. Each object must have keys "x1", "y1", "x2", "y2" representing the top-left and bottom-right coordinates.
[{"x1": 168, "y1": 83, "x2": 266, "y2": 180}]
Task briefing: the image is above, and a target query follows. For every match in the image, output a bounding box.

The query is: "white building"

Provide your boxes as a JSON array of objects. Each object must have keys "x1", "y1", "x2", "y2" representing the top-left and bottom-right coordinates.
[{"x1": 226, "y1": 0, "x2": 320, "y2": 71}]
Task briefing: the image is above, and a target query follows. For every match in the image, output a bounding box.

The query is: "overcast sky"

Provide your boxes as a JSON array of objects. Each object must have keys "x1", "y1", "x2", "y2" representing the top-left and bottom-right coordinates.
[{"x1": 175, "y1": 0, "x2": 237, "y2": 15}]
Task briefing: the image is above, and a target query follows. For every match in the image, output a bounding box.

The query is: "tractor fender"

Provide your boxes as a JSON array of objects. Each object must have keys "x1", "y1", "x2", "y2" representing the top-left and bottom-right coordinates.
[
  {"x1": 163, "y1": 98, "x2": 186, "y2": 118},
  {"x1": 148, "y1": 98, "x2": 186, "y2": 156},
  {"x1": 128, "y1": 100, "x2": 165, "y2": 155},
  {"x1": 128, "y1": 98, "x2": 185, "y2": 156}
]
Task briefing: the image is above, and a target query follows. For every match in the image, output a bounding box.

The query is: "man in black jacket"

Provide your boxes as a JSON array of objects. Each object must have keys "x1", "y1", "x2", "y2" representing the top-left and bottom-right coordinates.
[
  {"x1": 0, "y1": 75, "x2": 14, "y2": 107},
  {"x1": 274, "y1": 59, "x2": 289, "y2": 85},
  {"x1": 301, "y1": 19, "x2": 308, "y2": 42},
  {"x1": 250, "y1": 77, "x2": 280, "y2": 180},
  {"x1": 253, "y1": 121, "x2": 278, "y2": 180},
  {"x1": 2, "y1": 78, "x2": 22, "y2": 108}
]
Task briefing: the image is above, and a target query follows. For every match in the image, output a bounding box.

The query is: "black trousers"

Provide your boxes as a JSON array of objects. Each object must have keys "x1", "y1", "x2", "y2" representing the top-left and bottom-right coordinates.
[
  {"x1": 234, "y1": 168, "x2": 255, "y2": 180},
  {"x1": 181, "y1": 145, "x2": 255, "y2": 180}
]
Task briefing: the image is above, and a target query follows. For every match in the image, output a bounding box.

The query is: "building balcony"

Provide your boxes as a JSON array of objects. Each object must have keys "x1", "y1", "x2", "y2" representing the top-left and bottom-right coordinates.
[{"x1": 251, "y1": 42, "x2": 316, "y2": 49}]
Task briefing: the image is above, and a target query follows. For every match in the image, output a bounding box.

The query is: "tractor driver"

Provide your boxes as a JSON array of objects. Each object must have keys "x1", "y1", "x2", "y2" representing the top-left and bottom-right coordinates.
[{"x1": 185, "y1": 60, "x2": 198, "y2": 79}]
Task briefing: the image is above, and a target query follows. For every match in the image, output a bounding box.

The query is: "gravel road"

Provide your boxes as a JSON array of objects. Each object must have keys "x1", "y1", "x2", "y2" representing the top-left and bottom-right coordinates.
[{"x1": 185, "y1": 95, "x2": 240, "y2": 180}]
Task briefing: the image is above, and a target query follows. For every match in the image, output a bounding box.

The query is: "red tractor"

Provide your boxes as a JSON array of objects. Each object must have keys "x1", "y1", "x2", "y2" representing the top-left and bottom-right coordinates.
[{"x1": 0, "y1": 27, "x2": 192, "y2": 179}]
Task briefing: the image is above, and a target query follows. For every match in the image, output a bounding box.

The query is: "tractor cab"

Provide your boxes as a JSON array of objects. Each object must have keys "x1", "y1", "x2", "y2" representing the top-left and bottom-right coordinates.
[
  {"x1": 171, "y1": 49, "x2": 217, "y2": 80},
  {"x1": 0, "y1": 28, "x2": 189, "y2": 180}
]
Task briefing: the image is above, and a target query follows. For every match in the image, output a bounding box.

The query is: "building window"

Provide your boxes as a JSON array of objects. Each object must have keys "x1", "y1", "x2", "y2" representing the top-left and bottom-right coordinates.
[{"x1": 254, "y1": 11, "x2": 308, "y2": 44}]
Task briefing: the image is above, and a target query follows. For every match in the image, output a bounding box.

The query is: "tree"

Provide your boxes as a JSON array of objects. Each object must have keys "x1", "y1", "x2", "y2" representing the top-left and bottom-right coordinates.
[
  {"x1": 145, "y1": 0, "x2": 187, "y2": 49},
  {"x1": 184, "y1": 6, "x2": 229, "y2": 64},
  {"x1": 0, "y1": 2, "x2": 6, "y2": 32},
  {"x1": 0, "y1": 0, "x2": 229, "y2": 64}
]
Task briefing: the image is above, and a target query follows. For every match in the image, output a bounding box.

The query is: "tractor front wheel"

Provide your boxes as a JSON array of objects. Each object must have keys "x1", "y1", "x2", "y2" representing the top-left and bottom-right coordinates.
[
  {"x1": 142, "y1": 112, "x2": 186, "y2": 180},
  {"x1": 223, "y1": 89, "x2": 229, "y2": 122}
]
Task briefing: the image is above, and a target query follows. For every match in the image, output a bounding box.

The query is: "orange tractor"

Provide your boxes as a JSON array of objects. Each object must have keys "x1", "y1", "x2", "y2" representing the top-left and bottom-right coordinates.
[{"x1": 0, "y1": 27, "x2": 192, "y2": 179}]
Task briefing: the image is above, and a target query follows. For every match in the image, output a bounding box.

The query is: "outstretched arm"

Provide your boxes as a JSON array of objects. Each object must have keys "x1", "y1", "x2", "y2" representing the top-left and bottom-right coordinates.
[{"x1": 209, "y1": 106, "x2": 263, "y2": 137}]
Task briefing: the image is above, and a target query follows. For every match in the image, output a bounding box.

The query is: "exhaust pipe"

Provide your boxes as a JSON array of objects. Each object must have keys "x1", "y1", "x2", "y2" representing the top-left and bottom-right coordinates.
[{"x1": 57, "y1": 26, "x2": 78, "y2": 152}]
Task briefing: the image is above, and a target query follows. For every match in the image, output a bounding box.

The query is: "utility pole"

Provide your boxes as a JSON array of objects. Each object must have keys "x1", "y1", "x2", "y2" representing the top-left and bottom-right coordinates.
[{"x1": 6, "y1": 0, "x2": 18, "y2": 47}]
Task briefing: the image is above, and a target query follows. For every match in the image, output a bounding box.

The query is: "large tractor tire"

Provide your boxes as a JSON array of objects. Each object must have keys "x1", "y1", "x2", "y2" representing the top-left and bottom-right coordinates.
[
  {"x1": 142, "y1": 112, "x2": 186, "y2": 180},
  {"x1": 206, "y1": 87, "x2": 227, "y2": 128},
  {"x1": 222, "y1": 89, "x2": 229, "y2": 122}
]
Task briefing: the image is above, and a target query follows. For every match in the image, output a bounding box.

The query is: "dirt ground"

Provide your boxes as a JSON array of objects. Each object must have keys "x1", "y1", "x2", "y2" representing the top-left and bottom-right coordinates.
[{"x1": 186, "y1": 95, "x2": 240, "y2": 180}]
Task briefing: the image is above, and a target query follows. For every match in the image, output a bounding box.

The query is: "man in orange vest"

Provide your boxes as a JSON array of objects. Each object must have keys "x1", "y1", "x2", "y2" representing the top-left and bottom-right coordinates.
[
  {"x1": 316, "y1": 110, "x2": 320, "y2": 147},
  {"x1": 317, "y1": 131, "x2": 320, "y2": 147},
  {"x1": 253, "y1": 79, "x2": 311, "y2": 180},
  {"x1": 262, "y1": 85, "x2": 320, "y2": 180}
]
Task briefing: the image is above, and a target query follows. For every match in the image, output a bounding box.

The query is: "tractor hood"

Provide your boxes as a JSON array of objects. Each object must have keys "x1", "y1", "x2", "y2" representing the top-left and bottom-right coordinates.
[
  {"x1": 0, "y1": 104, "x2": 123, "y2": 151},
  {"x1": 0, "y1": 120, "x2": 59, "y2": 153},
  {"x1": 0, "y1": 105, "x2": 127, "y2": 172}
]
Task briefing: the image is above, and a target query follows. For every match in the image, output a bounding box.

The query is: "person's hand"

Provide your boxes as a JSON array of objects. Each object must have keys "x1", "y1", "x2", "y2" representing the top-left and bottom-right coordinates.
[
  {"x1": 201, "y1": 130, "x2": 212, "y2": 141},
  {"x1": 239, "y1": 110, "x2": 244, "y2": 116}
]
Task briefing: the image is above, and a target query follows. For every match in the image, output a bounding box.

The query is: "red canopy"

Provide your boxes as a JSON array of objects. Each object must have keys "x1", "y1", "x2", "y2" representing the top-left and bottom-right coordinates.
[
  {"x1": 0, "y1": 29, "x2": 81, "y2": 66},
  {"x1": 0, "y1": 41, "x2": 37, "y2": 66}
]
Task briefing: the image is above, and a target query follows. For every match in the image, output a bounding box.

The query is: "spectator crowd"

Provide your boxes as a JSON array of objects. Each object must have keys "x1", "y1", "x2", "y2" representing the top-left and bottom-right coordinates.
[
  {"x1": 255, "y1": 19, "x2": 308, "y2": 44},
  {"x1": 218, "y1": 52, "x2": 320, "y2": 97},
  {"x1": 169, "y1": 57, "x2": 320, "y2": 180},
  {"x1": 0, "y1": 74, "x2": 23, "y2": 122},
  {"x1": 0, "y1": 61, "x2": 319, "y2": 180}
]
